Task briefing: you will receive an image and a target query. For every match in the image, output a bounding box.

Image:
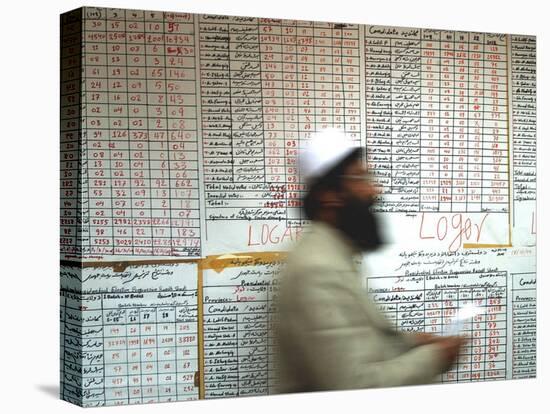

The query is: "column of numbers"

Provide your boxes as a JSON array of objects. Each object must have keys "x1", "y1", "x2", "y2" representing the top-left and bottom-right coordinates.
[
  {"x1": 107, "y1": 10, "x2": 132, "y2": 255},
  {"x1": 420, "y1": 30, "x2": 440, "y2": 211},
  {"x1": 281, "y1": 20, "x2": 302, "y2": 225},
  {"x1": 482, "y1": 34, "x2": 508, "y2": 212},
  {"x1": 314, "y1": 22, "x2": 333, "y2": 129},
  {"x1": 484, "y1": 287, "x2": 506, "y2": 379},
  {"x1": 164, "y1": 12, "x2": 200, "y2": 255},
  {"x1": 126, "y1": 10, "x2": 152, "y2": 255},
  {"x1": 333, "y1": 25, "x2": 361, "y2": 139},
  {"x1": 103, "y1": 308, "x2": 129, "y2": 405},
  {"x1": 85, "y1": 12, "x2": 112, "y2": 254},
  {"x1": 467, "y1": 33, "x2": 484, "y2": 211},
  {"x1": 469, "y1": 288, "x2": 487, "y2": 381},
  {"x1": 451, "y1": 32, "x2": 469, "y2": 211},
  {"x1": 157, "y1": 307, "x2": 177, "y2": 402},
  {"x1": 260, "y1": 20, "x2": 287, "y2": 213},
  {"x1": 439, "y1": 31, "x2": 455, "y2": 211},
  {"x1": 61, "y1": 12, "x2": 83, "y2": 257},
  {"x1": 146, "y1": 12, "x2": 172, "y2": 255}
]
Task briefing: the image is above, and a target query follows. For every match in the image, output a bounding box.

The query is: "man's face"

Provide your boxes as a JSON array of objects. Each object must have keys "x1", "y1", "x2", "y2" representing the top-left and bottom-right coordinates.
[
  {"x1": 334, "y1": 159, "x2": 383, "y2": 251},
  {"x1": 340, "y1": 159, "x2": 380, "y2": 204}
]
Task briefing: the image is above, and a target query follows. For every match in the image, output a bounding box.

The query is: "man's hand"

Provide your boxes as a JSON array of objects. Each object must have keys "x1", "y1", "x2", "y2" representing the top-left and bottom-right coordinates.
[
  {"x1": 410, "y1": 332, "x2": 443, "y2": 346},
  {"x1": 409, "y1": 333, "x2": 468, "y2": 370},
  {"x1": 434, "y1": 336, "x2": 468, "y2": 370}
]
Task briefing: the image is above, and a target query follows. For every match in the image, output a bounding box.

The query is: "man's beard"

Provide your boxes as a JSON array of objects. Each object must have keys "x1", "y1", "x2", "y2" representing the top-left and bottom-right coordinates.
[{"x1": 337, "y1": 196, "x2": 384, "y2": 252}]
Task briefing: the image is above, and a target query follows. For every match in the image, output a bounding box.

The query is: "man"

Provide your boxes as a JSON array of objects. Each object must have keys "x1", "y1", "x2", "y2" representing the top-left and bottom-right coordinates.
[{"x1": 276, "y1": 129, "x2": 465, "y2": 393}]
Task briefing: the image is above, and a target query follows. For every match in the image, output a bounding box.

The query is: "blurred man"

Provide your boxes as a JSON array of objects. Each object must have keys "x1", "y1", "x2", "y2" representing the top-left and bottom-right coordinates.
[{"x1": 276, "y1": 129, "x2": 465, "y2": 393}]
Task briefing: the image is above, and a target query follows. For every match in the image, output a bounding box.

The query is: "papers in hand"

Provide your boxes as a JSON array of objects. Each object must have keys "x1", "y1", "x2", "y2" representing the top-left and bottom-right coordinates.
[{"x1": 442, "y1": 303, "x2": 486, "y2": 336}]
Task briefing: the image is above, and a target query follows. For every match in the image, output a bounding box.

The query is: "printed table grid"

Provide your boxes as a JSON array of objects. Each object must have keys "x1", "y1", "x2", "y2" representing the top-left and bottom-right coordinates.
[
  {"x1": 199, "y1": 17, "x2": 361, "y2": 227},
  {"x1": 365, "y1": 29, "x2": 509, "y2": 213},
  {"x1": 510, "y1": 36, "x2": 536, "y2": 204},
  {"x1": 60, "y1": 11, "x2": 84, "y2": 257},
  {"x1": 80, "y1": 9, "x2": 201, "y2": 258},
  {"x1": 61, "y1": 9, "x2": 535, "y2": 260},
  {"x1": 511, "y1": 272, "x2": 536, "y2": 379},
  {"x1": 60, "y1": 289, "x2": 199, "y2": 407},
  {"x1": 201, "y1": 277, "x2": 280, "y2": 398},
  {"x1": 60, "y1": 9, "x2": 538, "y2": 411},
  {"x1": 367, "y1": 272, "x2": 507, "y2": 382}
]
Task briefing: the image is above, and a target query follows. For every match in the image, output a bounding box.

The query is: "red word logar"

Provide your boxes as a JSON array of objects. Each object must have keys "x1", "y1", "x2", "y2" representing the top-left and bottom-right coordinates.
[
  {"x1": 247, "y1": 224, "x2": 303, "y2": 246},
  {"x1": 419, "y1": 212, "x2": 489, "y2": 252}
]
